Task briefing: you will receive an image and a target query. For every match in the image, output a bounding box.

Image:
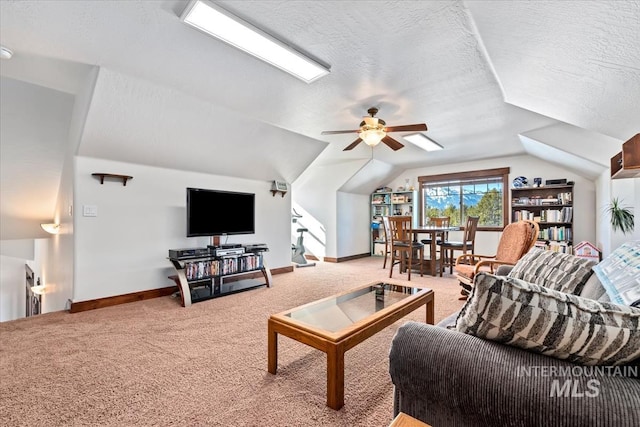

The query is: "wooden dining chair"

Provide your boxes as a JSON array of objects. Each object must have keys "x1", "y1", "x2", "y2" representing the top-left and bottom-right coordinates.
[
  {"x1": 420, "y1": 217, "x2": 450, "y2": 277},
  {"x1": 420, "y1": 217, "x2": 450, "y2": 240},
  {"x1": 387, "y1": 216, "x2": 424, "y2": 280},
  {"x1": 439, "y1": 216, "x2": 479, "y2": 274},
  {"x1": 381, "y1": 216, "x2": 394, "y2": 269}
]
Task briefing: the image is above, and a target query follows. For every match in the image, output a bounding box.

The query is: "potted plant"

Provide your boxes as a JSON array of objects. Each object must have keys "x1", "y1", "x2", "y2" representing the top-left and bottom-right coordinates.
[{"x1": 607, "y1": 197, "x2": 634, "y2": 234}]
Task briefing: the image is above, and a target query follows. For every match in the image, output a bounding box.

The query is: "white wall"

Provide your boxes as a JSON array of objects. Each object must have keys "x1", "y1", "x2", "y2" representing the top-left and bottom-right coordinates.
[
  {"x1": 0, "y1": 77, "x2": 74, "y2": 240},
  {"x1": 608, "y1": 178, "x2": 638, "y2": 253},
  {"x1": 0, "y1": 239, "x2": 34, "y2": 259},
  {"x1": 41, "y1": 155, "x2": 75, "y2": 313},
  {"x1": 595, "y1": 170, "x2": 638, "y2": 257},
  {"x1": 31, "y1": 128, "x2": 79, "y2": 316},
  {"x1": 336, "y1": 192, "x2": 370, "y2": 258},
  {"x1": 595, "y1": 169, "x2": 612, "y2": 255},
  {"x1": 73, "y1": 157, "x2": 291, "y2": 302},
  {"x1": 293, "y1": 159, "x2": 369, "y2": 259},
  {"x1": 32, "y1": 67, "x2": 98, "y2": 315},
  {"x1": 0, "y1": 255, "x2": 26, "y2": 321},
  {"x1": 388, "y1": 154, "x2": 596, "y2": 256}
]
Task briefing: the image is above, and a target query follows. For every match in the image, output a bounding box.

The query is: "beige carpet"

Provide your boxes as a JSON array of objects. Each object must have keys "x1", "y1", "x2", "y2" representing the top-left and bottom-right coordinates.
[{"x1": 0, "y1": 257, "x2": 465, "y2": 426}]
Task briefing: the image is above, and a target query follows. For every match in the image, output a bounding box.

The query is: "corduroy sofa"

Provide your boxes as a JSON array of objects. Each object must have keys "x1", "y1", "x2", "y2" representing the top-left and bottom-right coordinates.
[{"x1": 389, "y1": 247, "x2": 640, "y2": 427}]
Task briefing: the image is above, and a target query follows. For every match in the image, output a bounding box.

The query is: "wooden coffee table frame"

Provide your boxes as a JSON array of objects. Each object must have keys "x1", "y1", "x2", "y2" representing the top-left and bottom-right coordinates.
[{"x1": 267, "y1": 281, "x2": 434, "y2": 410}]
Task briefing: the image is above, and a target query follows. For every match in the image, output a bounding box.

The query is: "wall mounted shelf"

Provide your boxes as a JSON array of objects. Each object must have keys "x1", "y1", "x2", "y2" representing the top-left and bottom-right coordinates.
[
  {"x1": 92, "y1": 173, "x2": 133, "y2": 186},
  {"x1": 611, "y1": 133, "x2": 640, "y2": 179},
  {"x1": 270, "y1": 180, "x2": 288, "y2": 197},
  {"x1": 270, "y1": 189, "x2": 287, "y2": 198}
]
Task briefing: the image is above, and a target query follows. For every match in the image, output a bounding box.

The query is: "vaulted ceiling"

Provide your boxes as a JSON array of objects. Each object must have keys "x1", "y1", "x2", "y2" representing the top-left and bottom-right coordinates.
[{"x1": 1, "y1": 1, "x2": 639, "y2": 239}]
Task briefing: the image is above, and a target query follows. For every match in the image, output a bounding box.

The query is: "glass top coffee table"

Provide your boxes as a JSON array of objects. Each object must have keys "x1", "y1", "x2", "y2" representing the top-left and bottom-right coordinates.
[{"x1": 267, "y1": 281, "x2": 434, "y2": 410}]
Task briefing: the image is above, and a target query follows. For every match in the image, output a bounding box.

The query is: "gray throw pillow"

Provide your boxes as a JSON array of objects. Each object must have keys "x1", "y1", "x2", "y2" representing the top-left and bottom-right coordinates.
[
  {"x1": 508, "y1": 248, "x2": 596, "y2": 295},
  {"x1": 456, "y1": 273, "x2": 640, "y2": 366}
]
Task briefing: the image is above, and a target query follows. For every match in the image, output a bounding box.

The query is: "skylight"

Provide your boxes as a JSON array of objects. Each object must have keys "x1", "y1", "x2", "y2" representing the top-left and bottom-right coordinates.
[
  {"x1": 181, "y1": 0, "x2": 330, "y2": 83},
  {"x1": 404, "y1": 133, "x2": 443, "y2": 152}
]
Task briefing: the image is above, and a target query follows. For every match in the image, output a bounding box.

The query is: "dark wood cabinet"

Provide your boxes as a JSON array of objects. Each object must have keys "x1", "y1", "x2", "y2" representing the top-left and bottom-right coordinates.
[{"x1": 611, "y1": 133, "x2": 640, "y2": 179}]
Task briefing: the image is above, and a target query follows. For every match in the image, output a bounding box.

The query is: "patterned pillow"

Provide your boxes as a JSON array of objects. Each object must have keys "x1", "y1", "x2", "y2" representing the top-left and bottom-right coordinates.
[
  {"x1": 456, "y1": 273, "x2": 640, "y2": 366},
  {"x1": 508, "y1": 248, "x2": 596, "y2": 295},
  {"x1": 593, "y1": 241, "x2": 640, "y2": 307}
]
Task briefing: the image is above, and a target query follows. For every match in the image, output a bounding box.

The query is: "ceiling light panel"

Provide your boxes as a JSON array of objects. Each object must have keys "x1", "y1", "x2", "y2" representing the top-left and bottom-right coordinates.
[
  {"x1": 181, "y1": 0, "x2": 330, "y2": 83},
  {"x1": 404, "y1": 133, "x2": 443, "y2": 152}
]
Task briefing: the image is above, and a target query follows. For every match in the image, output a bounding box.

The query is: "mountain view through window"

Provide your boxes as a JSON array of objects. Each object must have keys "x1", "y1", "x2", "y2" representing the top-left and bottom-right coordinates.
[{"x1": 419, "y1": 168, "x2": 509, "y2": 229}]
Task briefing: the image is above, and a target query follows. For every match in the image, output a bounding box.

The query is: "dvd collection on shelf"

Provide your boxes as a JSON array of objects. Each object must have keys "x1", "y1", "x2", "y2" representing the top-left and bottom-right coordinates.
[{"x1": 184, "y1": 253, "x2": 263, "y2": 280}]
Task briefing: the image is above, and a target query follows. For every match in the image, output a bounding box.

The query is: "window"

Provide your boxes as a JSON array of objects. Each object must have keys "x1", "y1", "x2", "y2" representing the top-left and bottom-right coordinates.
[{"x1": 418, "y1": 168, "x2": 510, "y2": 230}]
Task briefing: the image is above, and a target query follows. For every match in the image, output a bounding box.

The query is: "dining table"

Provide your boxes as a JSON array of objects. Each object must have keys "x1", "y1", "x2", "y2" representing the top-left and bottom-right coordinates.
[{"x1": 410, "y1": 225, "x2": 461, "y2": 276}]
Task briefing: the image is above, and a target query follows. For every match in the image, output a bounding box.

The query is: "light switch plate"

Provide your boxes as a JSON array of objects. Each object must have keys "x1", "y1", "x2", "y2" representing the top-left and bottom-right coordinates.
[{"x1": 83, "y1": 205, "x2": 98, "y2": 217}]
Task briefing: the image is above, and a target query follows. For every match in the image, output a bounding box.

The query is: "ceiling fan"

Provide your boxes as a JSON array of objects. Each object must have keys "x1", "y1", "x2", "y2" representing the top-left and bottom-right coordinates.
[{"x1": 321, "y1": 107, "x2": 428, "y2": 151}]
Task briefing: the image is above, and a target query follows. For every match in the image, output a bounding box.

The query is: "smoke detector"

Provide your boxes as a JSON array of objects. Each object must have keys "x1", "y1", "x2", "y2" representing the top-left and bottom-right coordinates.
[{"x1": 1, "y1": 46, "x2": 14, "y2": 59}]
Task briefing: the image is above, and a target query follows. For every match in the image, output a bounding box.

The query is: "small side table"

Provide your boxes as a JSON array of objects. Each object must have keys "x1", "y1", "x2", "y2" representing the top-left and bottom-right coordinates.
[{"x1": 389, "y1": 412, "x2": 431, "y2": 427}]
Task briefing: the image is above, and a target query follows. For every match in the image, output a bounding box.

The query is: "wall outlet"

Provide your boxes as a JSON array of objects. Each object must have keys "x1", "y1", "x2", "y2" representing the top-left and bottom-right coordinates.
[{"x1": 83, "y1": 205, "x2": 98, "y2": 217}]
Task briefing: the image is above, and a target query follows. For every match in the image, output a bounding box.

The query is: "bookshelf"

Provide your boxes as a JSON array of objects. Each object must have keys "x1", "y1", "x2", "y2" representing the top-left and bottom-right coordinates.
[
  {"x1": 511, "y1": 184, "x2": 574, "y2": 254},
  {"x1": 370, "y1": 190, "x2": 418, "y2": 256}
]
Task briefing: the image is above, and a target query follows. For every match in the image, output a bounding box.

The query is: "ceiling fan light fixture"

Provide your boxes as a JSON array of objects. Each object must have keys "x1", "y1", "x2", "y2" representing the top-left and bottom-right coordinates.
[
  {"x1": 404, "y1": 133, "x2": 443, "y2": 152},
  {"x1": 363, "y1": 116, "x2": 378, "y2": 127},
  {"x1": 360, "y1": 127, "x2": 386, "y2": 147},
  {"x1": 181, "y1": 0, "x2": 330, "y2": 83}
]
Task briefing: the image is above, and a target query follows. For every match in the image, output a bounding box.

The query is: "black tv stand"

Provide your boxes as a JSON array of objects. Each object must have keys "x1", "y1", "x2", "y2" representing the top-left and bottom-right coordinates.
[{"x1": 168, "y1": 245, "x2": 272, "y2": 307}]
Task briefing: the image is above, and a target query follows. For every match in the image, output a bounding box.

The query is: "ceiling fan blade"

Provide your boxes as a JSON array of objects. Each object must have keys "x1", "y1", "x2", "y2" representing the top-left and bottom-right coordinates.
[
  {"x1": 382, "y1": 135, "x2": 404, "y2": 151},
  {"x1": 384, "y1": 123, "x2": 428, "y2": 133},
  {"x1": 321, "y1": 129, "x2": 359, "y2": 135},
  {"x1": 343, "y1": 138, "x2": 363, "y2": 151}
]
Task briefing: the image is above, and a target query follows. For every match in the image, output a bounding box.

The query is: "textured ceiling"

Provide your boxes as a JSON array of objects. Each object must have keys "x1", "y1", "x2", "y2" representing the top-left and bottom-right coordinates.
[
  {"x1": 1, "y1": 0, "x2": 639, "y2": 238},
  {"x1": 466, "y1": 0, "x2": 640, "y2": 141}
]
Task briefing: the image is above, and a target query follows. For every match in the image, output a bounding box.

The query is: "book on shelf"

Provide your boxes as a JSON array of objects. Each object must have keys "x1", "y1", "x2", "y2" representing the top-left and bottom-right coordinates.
[
  {"x1": 547, "y1": 241, "x2": 573, "y2": 254},
  {"x1": 538, "y1": 207, "x2": 572, "y2": 223},
  {"x1": 558, "y1": 192, "x2": 572, "y2": 204},
  {"x1": 541, "y1": 198, "x2": 559, "y2": 204},
  {"x1": 372, "y1": 194, "x2": 389, "y2": 204},
  {"x1": 535, "y1": 240, "x2": 573, "y2": 254},
  {"x1": 538, "y1": 226, "x2": 572, "y2": 242},
  {"x1": 513, "y1": 210, "x2": 535, "y2": 221}
]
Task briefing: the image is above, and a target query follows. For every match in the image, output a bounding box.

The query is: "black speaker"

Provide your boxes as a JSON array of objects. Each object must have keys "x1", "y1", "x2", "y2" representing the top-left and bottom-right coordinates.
[{"x1": 545, "y1": 179, "x2": 567, "y2": 185}]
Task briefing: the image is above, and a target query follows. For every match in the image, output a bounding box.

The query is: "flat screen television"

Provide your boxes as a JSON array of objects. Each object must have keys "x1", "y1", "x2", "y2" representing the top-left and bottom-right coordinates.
[{"x1": 186, "y1": 188, "x2": 255, "y2": 237}]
